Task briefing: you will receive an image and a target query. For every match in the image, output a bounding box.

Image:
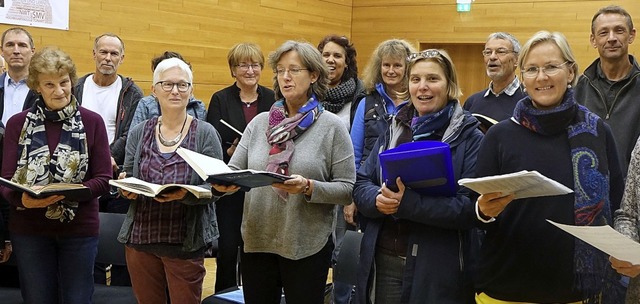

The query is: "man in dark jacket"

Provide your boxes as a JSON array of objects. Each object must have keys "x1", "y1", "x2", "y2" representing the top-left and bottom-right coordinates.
[
  {"x1": 575, "y1": 5, "x2": 639, "y2": 176},
  {"x1": 74, "y1": 33, "x2": 144, "y2": 174},
  {"x1": 0, "y1": 27, "x2": 38, "y2": 125}
]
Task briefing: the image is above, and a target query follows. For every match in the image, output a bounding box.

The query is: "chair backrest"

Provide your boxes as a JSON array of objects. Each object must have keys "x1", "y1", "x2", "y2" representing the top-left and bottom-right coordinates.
[
  {"x1": 333, "y1": 230, "x2": 363, "y2": 285},
  {"x1": 96, "y1": 212, "x2": 127, "y2": 266}
]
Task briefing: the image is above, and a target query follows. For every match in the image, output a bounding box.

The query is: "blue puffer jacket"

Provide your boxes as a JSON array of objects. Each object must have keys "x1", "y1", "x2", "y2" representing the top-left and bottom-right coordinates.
[{"x1": 352, "y1": 101, "x2": 483, "y2": 304}]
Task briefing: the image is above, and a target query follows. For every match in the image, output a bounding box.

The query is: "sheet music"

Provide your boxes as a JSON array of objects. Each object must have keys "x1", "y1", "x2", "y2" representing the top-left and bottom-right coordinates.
[
  {"x1": 547, "y1": 220, "x2": 640, "y2": 265},
  {"x1": 458, "y1": 170, "x2": 573, "y2": 199}
]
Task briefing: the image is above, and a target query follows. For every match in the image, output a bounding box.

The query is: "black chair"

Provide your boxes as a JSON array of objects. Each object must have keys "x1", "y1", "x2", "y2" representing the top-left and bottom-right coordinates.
[
  {"x1": 0, "y1": 286, "x2": 22, "y2": 304},
  {"x1": 333, "y1": 230, "x2": 363, "y2": 286},
  {"x1": 0, "y1": 258, "x2": 23, "y2": 304},
  {"x1": 93, "y1": 212, "x2": 136, "y2": 304}
]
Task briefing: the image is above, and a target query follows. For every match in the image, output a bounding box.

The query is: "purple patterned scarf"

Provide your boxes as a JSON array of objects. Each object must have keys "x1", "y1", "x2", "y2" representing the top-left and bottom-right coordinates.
[{"x1": 266, "y1": 94, "x2": 323, "y2": 199}]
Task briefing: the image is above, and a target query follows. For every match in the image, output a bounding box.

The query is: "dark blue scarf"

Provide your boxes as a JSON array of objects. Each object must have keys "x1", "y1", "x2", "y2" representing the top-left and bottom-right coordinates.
[
  {"x1": 513, "y1": 89, "x2": 619, "y2": 303},
  {"x1": 405, "y1": 101, "x2": 455, "y2": 141}
]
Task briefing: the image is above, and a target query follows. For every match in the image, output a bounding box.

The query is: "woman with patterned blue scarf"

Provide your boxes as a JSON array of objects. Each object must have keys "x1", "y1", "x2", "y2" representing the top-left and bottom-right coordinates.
[
  {"x1": 474, "y1": 31, "x2": 625, "y2": 304},
  {"x1": 212, "y1": 41, "x2": 355, "y2": 304},
  {"x1": 352, "y1": 49, "x2": 483, "y2": 304},
  {"x1": 0, "y1": 47, "x2": 112, "y2": 304}
]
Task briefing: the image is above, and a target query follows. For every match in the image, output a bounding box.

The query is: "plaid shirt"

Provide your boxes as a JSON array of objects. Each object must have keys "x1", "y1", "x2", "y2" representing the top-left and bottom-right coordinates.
[
  {"x1": 484, "y1": 76, "x2": 521, "y2": 97},
  {"x1": 129, "y1": 119, "x2": 197, "y2": 245}
]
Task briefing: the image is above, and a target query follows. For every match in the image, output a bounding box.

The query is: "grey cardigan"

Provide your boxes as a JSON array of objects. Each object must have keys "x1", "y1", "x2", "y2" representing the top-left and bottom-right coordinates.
[
  {"x1": 228, "y1": 110, "x2": 355, "y2": 260},
  {"x1": 118, "y1": 118, "x2": 223, "y2": 252}
]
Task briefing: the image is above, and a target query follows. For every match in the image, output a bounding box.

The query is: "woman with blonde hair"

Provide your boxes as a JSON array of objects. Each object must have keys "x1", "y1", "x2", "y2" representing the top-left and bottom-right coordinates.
[
  {"x1": 351, "y1": 39, "x2": 416, "y2": 171},
  {"x1": 475, "y1": 31, "x2": 624, "y2": 303}
]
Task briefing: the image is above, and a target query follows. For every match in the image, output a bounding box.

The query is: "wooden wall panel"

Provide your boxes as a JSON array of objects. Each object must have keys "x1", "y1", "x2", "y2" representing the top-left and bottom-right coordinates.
[
  {"x1": 352, "y1": 0, "x2": 640, "y2": 97},
  {"x1": 422, "y1": 43, "x2": 490, "y2": 98},
  {"x1": 1, "y1": 0, "x2": 353, "y2": 103},
  {"x1": 2, "y1": 0, "x2": 639, "y2": 105}
]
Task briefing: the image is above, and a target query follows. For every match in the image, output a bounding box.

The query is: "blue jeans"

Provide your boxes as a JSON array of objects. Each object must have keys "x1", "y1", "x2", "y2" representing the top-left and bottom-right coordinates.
[
  {"x1": 11, "y1": 233, "x2": 98, "y2": 304},
  {"x1": 374, "y1": 251, "x2": 405, "y2": 304}
]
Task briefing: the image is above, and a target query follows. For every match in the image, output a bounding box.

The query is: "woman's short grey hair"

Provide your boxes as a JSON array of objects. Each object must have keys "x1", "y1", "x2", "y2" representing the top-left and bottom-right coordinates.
[
  {"x1": 152, "y1": 57, "x2": 193, "y2": 84},
  {"x1": 518, "y1": 31, "x2": 579, "y2": 87},
  {"x1": 268, "y1": 40, "x2": 329, "y2": 101}
]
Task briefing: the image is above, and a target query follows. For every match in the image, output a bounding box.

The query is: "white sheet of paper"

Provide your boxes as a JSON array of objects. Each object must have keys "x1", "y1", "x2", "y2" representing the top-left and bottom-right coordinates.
[
  {"x1": 547, "y1": 220, "x2": 640, "y2": 265},
  {"x1": 458, "y1": 170, "x2": 573, "y2": 199}
]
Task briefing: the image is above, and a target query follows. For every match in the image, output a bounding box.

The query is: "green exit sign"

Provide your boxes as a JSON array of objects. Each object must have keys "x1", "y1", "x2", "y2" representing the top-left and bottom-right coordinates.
[{"x1": 457, "y1": 3, "x2": 471, "y2": 12}]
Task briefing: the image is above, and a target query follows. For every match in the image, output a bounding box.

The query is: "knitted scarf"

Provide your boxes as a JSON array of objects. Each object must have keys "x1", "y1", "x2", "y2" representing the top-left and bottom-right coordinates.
[
  {"x1": 323, "y1": 77, "x2": 356, "y2": 114},
  {"x1": 409, "y1": 101, "x2": 455, "y2": 141},
  {"x1": 12, "y1": 96, "x2": 89, "y2": 223},
  {"x1": 266, "y1": 94, "x2": 323, "y2": 200},
  {"x1": 513, "y1": 89, "x2": 615, "y2": 303}
]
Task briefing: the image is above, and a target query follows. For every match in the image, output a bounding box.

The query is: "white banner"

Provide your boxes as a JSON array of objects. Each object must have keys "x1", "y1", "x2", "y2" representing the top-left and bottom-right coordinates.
[{"x1": 0, "y1": 0, "x2": 69, "y2": 31}]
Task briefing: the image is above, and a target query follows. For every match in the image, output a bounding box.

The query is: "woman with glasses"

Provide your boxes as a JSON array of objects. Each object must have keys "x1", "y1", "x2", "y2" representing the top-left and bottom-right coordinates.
[
  {"x1": 352, "y1": 49, "x2": 483, "y2": 303},
  {"x1": 212, "y1": 40, "x2": 355, "y2": 304},
  {"x1": 205, "y1": 42, "x2": 275, "y2": 293},
  {"x1": 474, "y1": 31, "x2": 624, "y2": 303},
  {"x1": 117, "y1": 57, "x2": 222, "y2": 304},
  {"x1": 0, "y1": 47, "x2": 112, "y2": 303},
  {"x1": 130, "y1": 51, "x2": 207, "y2": 130}
]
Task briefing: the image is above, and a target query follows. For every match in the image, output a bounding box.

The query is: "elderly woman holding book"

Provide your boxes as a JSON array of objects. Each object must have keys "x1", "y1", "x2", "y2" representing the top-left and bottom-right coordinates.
[
  {"x1": 213, "y1": 40, "x2": 355, "y2": 304},
  {"x1": 117, "y1": 57, "x2": 222, "y2": 304},
  {"x1": 352, "y1": 49, "x2": 483, "y2": 303},
  {"x1": 0, "y1": 47, "x2": 112, "y2": 303}
]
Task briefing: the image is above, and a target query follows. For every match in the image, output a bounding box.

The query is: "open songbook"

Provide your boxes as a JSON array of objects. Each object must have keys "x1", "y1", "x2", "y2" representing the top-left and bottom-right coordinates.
[
  {"x1": 0, "y1": 176, "x2": 91, "y2": 201},
  {"x1": 109, "y1": 177, "x2": 212, "y2": 199},
  {"x1": 471, "y1": 113, "x2": 499, "y2": 134},
  {"x1": 176, "y1": 147, "x2": 292, "y2": 191},
  {"x1": 458, "y1": 170, "x2": 573, "y2": 199}
]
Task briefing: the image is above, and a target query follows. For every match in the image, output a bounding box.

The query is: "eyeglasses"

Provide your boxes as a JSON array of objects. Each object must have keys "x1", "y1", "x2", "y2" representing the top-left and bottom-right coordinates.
[
  {"x1": 236, "y1": 63, "x2": 261, "y2": 71},
  {"x1": 522, "y1": 61, "x2": 571, "y2": 78},
  {"x1": 482, "y1": 48, "x2": 516, "y2": 57},
  {"x1": 155, "y1": 81, "x2": 191, "y2": 92},
  {"x1": 407, "y1": 49, "x2": 442, "y2": 62},
  {"x1": 275, "y1": 67, "x2": 308, "y2": 76}
]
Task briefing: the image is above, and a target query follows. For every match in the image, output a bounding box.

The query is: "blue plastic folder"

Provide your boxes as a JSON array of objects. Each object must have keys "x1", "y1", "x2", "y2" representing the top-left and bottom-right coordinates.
[{"x1": 379, "y1": 141, "x2": 456, "y2": 197}]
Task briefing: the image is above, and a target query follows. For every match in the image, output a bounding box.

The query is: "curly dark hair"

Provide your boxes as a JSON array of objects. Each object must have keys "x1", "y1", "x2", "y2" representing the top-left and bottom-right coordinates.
[{"x1": 317, "y1": 35, "x2": 358, "y2": 83}]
